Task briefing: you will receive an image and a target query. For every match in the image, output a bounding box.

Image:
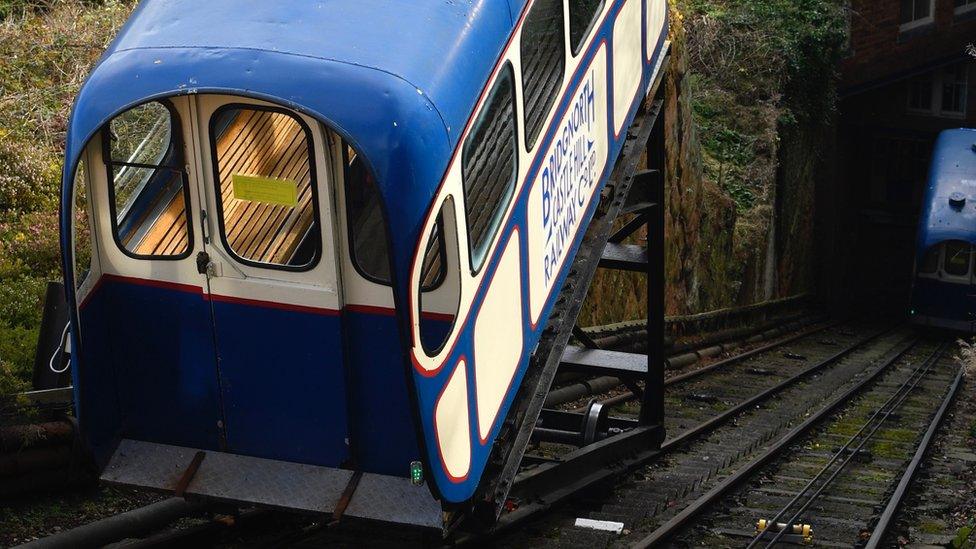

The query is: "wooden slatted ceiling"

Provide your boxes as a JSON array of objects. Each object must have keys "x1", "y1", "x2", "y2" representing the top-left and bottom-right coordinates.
[{"x1": 134, "y1": 109, "x2": 315, "y2": 265}]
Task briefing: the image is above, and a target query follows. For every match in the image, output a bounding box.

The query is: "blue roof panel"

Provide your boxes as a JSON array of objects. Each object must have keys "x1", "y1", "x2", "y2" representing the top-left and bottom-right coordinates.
[
  {"x1": 917, "y1": 128, "x2": 976, "y2": 254},
  {"x1": 63, "y1": 0, "x2": 525, "y2": 285},
  {"x1": 104, "y1": 0, "x2": 517, "y2": 145}
]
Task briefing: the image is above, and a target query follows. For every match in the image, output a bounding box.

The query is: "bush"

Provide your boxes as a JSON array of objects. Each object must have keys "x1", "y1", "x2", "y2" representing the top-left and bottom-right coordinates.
[
  {"x1": 0, "y1": 325, "x2": 38, "y2": 394},
  {"x1": 1, "y1": 211, "x2": 63, "y2": 278},
  {"x1": 0, "y1": 135, "x2": 60, "y2": 215},
  {"x1": 0, "y1": 276, "x2": 47, "y2": 329}
]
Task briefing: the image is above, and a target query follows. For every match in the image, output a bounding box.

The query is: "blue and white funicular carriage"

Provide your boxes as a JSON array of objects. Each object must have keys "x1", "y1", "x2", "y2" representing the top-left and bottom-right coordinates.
[
  {"x1": 910, "y1": 128, "x2": 976, "y2": 332},
  {"x1": 61, "y1": 0, "x2": 669, "y2": 528}
]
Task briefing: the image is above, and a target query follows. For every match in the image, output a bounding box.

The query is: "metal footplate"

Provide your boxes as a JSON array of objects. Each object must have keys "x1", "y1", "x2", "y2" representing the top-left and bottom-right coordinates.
[{"x1": 101, "y1": 439, "x2": 442, "y2": 530}]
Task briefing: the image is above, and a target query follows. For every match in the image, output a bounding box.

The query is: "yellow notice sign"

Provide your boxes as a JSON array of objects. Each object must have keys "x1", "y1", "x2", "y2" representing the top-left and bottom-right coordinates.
[{"x1": 231, "y1": 174, "x2": 298, "y2": 207}]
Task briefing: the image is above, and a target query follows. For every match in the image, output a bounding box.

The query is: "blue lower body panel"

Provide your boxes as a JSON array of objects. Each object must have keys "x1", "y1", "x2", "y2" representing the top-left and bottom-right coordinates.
[
  {"x1": 210, "y1": 299, "x2": 350, "y2": 466},
  {"x1": 910, "y1": 278, "x2": 976, "y2": 332}
]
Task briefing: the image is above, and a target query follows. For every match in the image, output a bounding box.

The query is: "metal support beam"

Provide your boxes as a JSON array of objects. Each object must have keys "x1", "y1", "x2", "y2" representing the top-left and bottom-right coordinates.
[
  {"x1": 560, "y1": 346, "x2": 648, "y2": 377},
  {"x1": 600, "y1": 243, "x2": 648, "y2": 271},
  {"x1": 641, "y1": 109, "x2": 667, "y2": 434}
]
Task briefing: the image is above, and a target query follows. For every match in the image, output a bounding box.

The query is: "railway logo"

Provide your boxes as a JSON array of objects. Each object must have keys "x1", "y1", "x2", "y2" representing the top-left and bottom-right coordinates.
[
  {"x1": 541, "y1": 71, "x2": 599, "y2": 286},
  {"x1": 528, "y1": 44, "x2": 609, "y2": 324}
]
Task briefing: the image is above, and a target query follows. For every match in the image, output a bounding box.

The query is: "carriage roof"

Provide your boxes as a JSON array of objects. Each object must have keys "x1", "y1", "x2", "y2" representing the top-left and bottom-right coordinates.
[
  {"x1": 918, "y1": 128, "x2": 976, "y2": 255},
  {"x1": 64, "y1": 0, "x2": 526, "y2": 278}
]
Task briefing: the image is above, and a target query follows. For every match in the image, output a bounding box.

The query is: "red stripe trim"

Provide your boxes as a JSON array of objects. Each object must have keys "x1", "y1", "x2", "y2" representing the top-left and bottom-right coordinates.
[
  {"x1": 90, "y1": 274, "x2": 340, "y2": 316},
  {"x1": 102, "y1": 273, "x2": 204, "y2": 295},
  {"x1": 421, "y1": 311, "x2": 456, "y2": 322},
  {"x1": 344, "y1": 303, "x2": 397, "y2": 317},
  {"x1": 207, "y1": 293, "x2": 340, "y2": 316}
]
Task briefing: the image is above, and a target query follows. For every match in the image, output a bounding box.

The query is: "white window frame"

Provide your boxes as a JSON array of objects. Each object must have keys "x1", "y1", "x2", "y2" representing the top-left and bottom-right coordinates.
[
  {"x1": 906, "y1": 64, "x2": 970, "y2": 118},
  {"x1": 907, "y1": 73, "x2": 936, "y2": 115},
  {"x1": 939, "y1": 64, "x2": 969, "y2": 117},
  {"x1": 899, "y1": 0, "x2": 935, "y2": 32},
  {"x1": 956, "y1": 0, "x2": 976, "y2": 16}
]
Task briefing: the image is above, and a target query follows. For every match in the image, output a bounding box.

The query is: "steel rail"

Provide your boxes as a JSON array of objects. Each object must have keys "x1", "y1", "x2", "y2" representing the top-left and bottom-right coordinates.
[
  {"x1": 589, "y1": 317, "x2": 836, "y2": 410},
  {"x1": 556, "y1": 315, "x2": 829, "y2": 410},
  {"x1": 748, "y1": 342, "x2": 948, "y2": 549},
  {"x1": 629, "y1": 335, "x2": 922, "y2": 549},
  {"x1": 659, "y1": 325, "x2": 897, "y2": 451},
  {"x1": 664, "y1": 320, "x2": 837, "y2": 387},
  {"x1": 864, "y1": 358, "x2": 965, "y2": 549},
  {"x1": 481, "y1": 327, "x2": 904, "y2": 541}
]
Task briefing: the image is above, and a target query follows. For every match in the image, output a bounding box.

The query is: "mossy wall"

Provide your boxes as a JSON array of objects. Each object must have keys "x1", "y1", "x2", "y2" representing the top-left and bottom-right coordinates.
[{"x1": 582, "y1": 0, "x2": 846, "y2": 319}]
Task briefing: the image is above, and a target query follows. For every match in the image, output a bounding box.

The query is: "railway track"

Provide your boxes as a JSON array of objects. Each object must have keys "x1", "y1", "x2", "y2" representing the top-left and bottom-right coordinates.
[
  {"x1": 491, "y1": 322, "x2": 913, "y2": 546},
  {"x1": 638, "y1": 340, "x2": 962, "y2": 548},
  {"x1": 6, "y1": 315, "x2": 824, "y2": 547},
  {"x1": 19, "y1": 319, "x2": 963, "y2": 549}
]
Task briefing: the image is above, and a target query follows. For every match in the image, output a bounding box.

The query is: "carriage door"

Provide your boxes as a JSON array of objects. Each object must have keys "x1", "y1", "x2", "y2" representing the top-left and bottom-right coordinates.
[{"x1": 191, "y1": 96, "x2": 349, "y2": 466}]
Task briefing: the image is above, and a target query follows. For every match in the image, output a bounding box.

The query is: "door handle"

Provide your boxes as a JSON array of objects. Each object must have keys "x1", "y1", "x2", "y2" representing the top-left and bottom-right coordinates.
[{"x1": 196, "y1": 251, "x2": 215, "y2": 276}]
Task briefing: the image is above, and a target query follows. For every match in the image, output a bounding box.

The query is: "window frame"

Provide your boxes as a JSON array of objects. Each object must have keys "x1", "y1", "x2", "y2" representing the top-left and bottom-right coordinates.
[
  {"x1": 520, "y1": 0, "x2": 566, "y2": 151},
  {"x1": 569, "y1": 0, "x2": 605, "y2": 56},
  {"x1": 939, "y1": 64, "x2": 969, "y2": 117},
  {"x1": 342, "y1": 144, "x2": 446, "y2": 291},
  {"x1": 207, "y1": 103, "x2": 323, "y2": 273},
  {"x1": 418, "y1": 196, "x2": 462, "y2": 358},
  {"x1": 917, "y1": 245, "x2": 941, "y2": 277},
  {"x1": 906, "y1": 64, "x2": 969, "y2": 119},
  {"x1": 71, "y1": 156, "x2": 95, "y2": 293},
  {"x1": 956, "y1": 0, "x2": 976, "y2": 16},
  {"x1": 102, "y1": 99, "x2": 194, "y2": 262},
  {"x1": 460, "y1": 62, "x2": 519, "y2": 275},
  {"x1": 942, "y1": 241, "x2": 973, "y2": 281},
  {"x1": 899, "y1": 0, "x2": 935, "y2": 32}
]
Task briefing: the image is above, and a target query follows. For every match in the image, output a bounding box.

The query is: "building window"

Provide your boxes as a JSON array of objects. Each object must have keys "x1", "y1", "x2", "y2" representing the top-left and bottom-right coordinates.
[
  {"x1": 908, "y1": 73, "x2": 934, "y2": 112},
  {"x1": 907, "y1": 63, "x2": 969, "y2": 118},
  {"x1": 956, "y1": 0, "x2": 976, "y2": 15},
  {"x1": 899, "y1": 0, "x2": 934, "y2": 31},
  {"x1": 941, "y1": 64, "x2": 969, "y2": 115}
]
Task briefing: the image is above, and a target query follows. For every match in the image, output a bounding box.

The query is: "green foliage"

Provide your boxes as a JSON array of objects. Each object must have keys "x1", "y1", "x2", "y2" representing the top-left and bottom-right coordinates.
[
  {"x1": 0, "y1": 325, "x2": 38, "y2": 394},
  {"x1": 0, "y1": 1, "x2": 134, "y2": 394},
  {"x1": 953, "y1": 525, "x2": 974, "y2": 549},
  {"x1": 0, "y1": 276, "x2": 47, "y2": 329},
  {"x1": 680, "y1": 0, "x2": 846, "y2": 212}
]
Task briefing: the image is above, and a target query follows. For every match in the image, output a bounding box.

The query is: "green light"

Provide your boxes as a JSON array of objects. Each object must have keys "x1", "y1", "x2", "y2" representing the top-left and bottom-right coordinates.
[{"x1": 410, "y1": 461, "x2": 424, "y2": 486}]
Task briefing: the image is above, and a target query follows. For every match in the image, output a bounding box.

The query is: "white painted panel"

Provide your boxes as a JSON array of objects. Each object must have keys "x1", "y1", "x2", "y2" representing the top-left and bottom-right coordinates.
[
  {"x1": 473, "y1": 231, "x2": 523, "y2": 440},
  {"x1": 527, "y1": 44, "x2": 610, "y2": 325},
  {"x1": 646, "y1": 0, "x2": 668, "y2": 60},
  {"x1": 613, "y1": 0, "x2": 643, "y2": 136},
  {"x1": 435, "y1": 360, "x2": 471, "y2": 479}
]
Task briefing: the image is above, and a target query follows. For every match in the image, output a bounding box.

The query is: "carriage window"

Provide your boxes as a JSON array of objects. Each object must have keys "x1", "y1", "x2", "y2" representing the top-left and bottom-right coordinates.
[
  {"x1": 344, "y1": 145, "x2": 445, "y2": 290},
  {"x1": 521, "y1": 0, "x2": 565, "y2": 150},
  {"x1": 105, "y1": 101, "x2": 191, "y2": 258},
  {"x1": 943, "y1": 241, "x2": 971, "y2": 277},
  {"x1": 73, "y1": 160, "x2": 92, "y2": 289},
  {"x1": 461, "y1": 64, "x2": 517, "y2": 272},
  {"x1": 569, "y1": 0, "x2": 604, "y2": 54},
  {"x1": 210, "y1": 106, "x2": 319, "y2": 270},
  {"x1": 919, "y1": 245, "x2": 940, "y2": 275},
  {"x1": 419, "y1": 198, "x2": 460, "y2": 356}
]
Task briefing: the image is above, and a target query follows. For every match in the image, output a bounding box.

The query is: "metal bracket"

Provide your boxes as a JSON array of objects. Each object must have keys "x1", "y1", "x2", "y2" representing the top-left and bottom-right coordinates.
[
  {"x1": 331, "y1": 471, "x2": 364, "y2": 524},
  {"x1": 174, "y1": 451, "x2": 206, "y2": 497}
]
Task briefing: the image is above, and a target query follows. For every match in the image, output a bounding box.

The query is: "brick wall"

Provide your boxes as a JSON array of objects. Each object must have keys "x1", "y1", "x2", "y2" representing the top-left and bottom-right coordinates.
[{"x1": 842, "y1": 0, "x2": 976, "y2": 90}]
